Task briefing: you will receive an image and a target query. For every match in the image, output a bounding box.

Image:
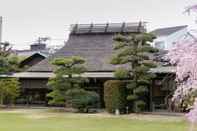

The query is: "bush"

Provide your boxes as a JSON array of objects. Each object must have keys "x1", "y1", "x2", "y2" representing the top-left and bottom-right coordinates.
[
  {"x1": 133, "y1": 100, "x2": 146, "y2": 113},
  {"x1": 104, "y1": 80, "x2": 126, "y2": 114},
  {"x1": 0, "y1": 78, "x2": 20, "y2": 105},
  {"x1": 66, "y1": 89, "x2": 99, "y2": 113}
]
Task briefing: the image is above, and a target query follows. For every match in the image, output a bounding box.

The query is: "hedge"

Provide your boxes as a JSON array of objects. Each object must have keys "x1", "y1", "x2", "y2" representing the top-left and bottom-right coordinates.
[
  {"x1": 66, "y1": 88, "x2": 99, "y2": 113},
  {"x1": 104, "y1": 80, "x2": 126, "y2": 114}
]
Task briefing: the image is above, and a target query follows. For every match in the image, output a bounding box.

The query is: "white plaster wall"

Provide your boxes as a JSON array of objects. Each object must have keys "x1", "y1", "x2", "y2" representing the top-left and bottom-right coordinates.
[
  {"x1": 165, "y1": 28, "x2": 187, "y2": 50},
  {"x1": 151, "y1": 27, "x2": 187, "y2": 50},
  {"x1": 151, "y1": 36, "x2": 167, "y2": 49}
]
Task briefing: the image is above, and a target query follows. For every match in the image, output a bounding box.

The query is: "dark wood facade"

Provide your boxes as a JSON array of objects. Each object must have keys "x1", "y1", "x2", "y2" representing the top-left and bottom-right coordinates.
[
  {"x1": 17, "y1": 77, "x2": 109, "y2": 107},
  {"x1": 17, "y1": 78, "x2": 49, "y2": 105},
  {"x1": 150, "y1": 73, "x2": 175, "y2": 111},
  {"x1": 17, "y1": 74, "x2": 175, "y2": 111}
]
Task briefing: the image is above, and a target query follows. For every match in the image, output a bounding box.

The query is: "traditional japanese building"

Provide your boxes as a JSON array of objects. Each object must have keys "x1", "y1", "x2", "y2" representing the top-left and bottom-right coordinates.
[{"x1": 6, "y1": 22, "x2": 175, "y2": 111}]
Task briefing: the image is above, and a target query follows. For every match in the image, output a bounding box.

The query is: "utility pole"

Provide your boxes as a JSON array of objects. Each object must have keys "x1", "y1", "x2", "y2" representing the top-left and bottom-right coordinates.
[{"x1": 0, "y1": 16, "x2": 3, "y2": 43}]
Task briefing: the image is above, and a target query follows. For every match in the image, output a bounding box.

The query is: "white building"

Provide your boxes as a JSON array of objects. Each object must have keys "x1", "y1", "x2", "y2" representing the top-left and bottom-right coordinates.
[{"x1": 151, "y1": 25, "x2": 188, "y2": 50}]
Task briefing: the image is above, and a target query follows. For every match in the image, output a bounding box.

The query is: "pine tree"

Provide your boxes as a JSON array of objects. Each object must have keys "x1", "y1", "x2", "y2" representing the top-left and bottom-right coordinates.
[
  {"x1": 47, "y1": 56, "x2": 87, "y2": 105},
  {"x1": 111, "y1": 23, "x2": 158, "y2": 112},
  {"x1": 48, "y1": 56, "x2": 99, "y2": 112}
]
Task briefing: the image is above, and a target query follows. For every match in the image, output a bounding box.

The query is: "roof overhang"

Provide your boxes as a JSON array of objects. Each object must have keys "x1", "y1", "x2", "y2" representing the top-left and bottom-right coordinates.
[
  {"x1": 0, "y1": 66, "x2": 176, "y2": 79},
  {"x1": 0, "y1": 72, "x2": 115, "y2": 79}
]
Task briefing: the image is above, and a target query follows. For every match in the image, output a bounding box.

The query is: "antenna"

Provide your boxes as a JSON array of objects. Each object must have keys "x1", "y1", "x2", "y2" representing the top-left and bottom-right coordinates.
[{"x1": 36, "y1": 37, "x2": 51, "y2": 44}]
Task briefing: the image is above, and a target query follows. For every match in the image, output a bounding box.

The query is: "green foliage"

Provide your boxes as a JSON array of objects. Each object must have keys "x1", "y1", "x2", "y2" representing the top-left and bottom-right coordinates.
[
  {"x1": 0, "y1": 78, "x2": 20, "y2": 105},
  {"x1": 0, "y1": 43, "x2": 21, "y2": 74},
  {"x1": 7, "y1": 55, "x2": 21, "y2": 72},
  {"x1": 114, "y1": 68, "x2": 130, "y2": 78},
  {"x1": 0, "y1": 57, "x2": 9, "y2": 73},
  {"x1": 48, "y1": 56, "x2": 99, "y2": 112},
  {"x1": 133, "y1": 100, "x2": 146, "y2": 113},
  {"x1": 133, "y1": 86, "x2": 148, "y2": 95},
  {"x1": 66, "y1": 88, "x2": 99, "y2": 113},
  {"x1": 127, "y1": 94, "x2": 138, "y2": 101},
  {"x1": 111, "y1": 23, "x2": 158, "y2": 112},
  {"x1": 0, "y1": 43, "x2": 21, "y2": 106},
  {"x1": 180, "y1": 90, "x2": 197, "y2": 111},
  {"x1": 104, "y1": 80, "x2": 127, "y2": 114},
  {"x1": 47, "y1": 56, "x2": 87, "y2": 105}
]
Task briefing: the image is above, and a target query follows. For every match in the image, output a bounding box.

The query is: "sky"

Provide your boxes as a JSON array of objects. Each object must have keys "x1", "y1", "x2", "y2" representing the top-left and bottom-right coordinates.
[{"x1": 0, "y1": 0, "x2": 196, "y2": 49}]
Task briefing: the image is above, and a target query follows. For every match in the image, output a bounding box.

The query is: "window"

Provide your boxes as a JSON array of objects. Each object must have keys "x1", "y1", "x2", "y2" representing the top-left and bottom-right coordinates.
[{"x1": 155, "y1": 41, "x2": 165, "y2": 50}]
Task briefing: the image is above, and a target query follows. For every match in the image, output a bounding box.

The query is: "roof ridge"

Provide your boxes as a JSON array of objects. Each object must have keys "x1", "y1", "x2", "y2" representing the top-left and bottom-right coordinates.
[
  {"x1": 152, "y1": 25, "x2": 188, "y2": 31},
  {"x1": 151, "y1": 25, "x2": 188, "y2": 36},
  {"x1": 70, "y1": 22, "x2": 147, "y2": 34}
]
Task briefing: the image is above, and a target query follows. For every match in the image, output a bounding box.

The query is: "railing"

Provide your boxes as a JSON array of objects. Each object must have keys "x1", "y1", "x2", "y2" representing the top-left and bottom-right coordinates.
[{"x1": 70, "y1": 22, "x2": 146, "y2": 34}]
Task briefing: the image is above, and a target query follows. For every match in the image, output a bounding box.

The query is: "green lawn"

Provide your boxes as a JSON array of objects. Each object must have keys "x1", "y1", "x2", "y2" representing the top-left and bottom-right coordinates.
[{"x1": 0, "y1": 109, "x2": 189, "y2": 131}]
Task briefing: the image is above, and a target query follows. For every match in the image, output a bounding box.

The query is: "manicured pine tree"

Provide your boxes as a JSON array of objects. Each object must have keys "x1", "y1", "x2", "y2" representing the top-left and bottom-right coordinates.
[
  {"x1": 47, "y1": 56, "x2": 87, "y2": 105},
  {"x1": 48, "y1": 56, "x2": 100, "y2": 112},
  {"x1": 111, "y1": 22, "x2": 158, "y2": 112}
]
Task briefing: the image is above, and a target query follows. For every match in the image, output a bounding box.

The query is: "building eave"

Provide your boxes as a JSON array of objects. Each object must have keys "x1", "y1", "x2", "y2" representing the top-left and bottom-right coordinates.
[{"x1": 0, "y1": 72, "x2": 115, "y2": 79}]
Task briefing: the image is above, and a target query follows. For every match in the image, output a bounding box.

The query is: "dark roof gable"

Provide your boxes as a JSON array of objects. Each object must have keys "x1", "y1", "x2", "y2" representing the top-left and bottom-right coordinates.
[
  {"x1": 151, "y1": 25, "x2": 188, "y2": 37},
  {"x1": 20, "y1": 52, "x2": 46, "y2": 68}
]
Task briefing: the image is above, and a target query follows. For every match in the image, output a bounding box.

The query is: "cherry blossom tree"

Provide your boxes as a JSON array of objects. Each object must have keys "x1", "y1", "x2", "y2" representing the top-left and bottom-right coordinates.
[
  {"x1": 166, "y1": 4, "x2": 197, "y2": 131},
  {"x1": 166, "y1": 39, "x2": 197, "y2": 102}
]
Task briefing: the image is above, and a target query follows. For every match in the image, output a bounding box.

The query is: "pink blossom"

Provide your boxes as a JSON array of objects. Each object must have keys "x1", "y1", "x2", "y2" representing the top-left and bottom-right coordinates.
[
  {"x1": 166, "y1": 38, "x2": 197, "y2": 123},
  {"x1": 166, "y1": 39, "x2": 197, "y2": 101},
  {"x1": 185, "y1": 4, "x2": 197, "y2": 14}
]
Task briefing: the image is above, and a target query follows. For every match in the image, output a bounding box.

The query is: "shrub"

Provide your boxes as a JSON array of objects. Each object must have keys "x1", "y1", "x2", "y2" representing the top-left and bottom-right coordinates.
[
  {"x1": 66, "y1": 88, "x2": 99, "y2": 113},
  {"x1": 104, "y1": 80, "x2": 126, "y2": 114},
  {"x1": 133, "y1": 100, "x2": 146, "y2": 113},
  {"x1": 0, "y1": 78, "x2": 20, "y2": 105}
]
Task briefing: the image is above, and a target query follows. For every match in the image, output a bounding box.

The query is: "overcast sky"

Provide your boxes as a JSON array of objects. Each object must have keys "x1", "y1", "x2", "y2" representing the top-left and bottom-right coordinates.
[{"x1": 0, "y1": 0, "x2": 196, "y2": 49}]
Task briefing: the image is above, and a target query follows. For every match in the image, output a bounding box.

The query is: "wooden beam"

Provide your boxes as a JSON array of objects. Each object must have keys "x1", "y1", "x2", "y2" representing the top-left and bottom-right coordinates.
[
  {"x1": 121, "y1": 22, "x2": 126, "y2": 33},
  {"x1": 105, "y1": 23, "x2": 109, "y2": 32},
  {"x1": 89, "y1": 23, "x2": 94, "y2": 33}
]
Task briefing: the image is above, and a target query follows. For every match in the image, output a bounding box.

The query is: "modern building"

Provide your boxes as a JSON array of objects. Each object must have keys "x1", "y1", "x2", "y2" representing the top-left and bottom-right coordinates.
[{"x1": 151, "y1": 25, "x2": 188, "y2": 50}]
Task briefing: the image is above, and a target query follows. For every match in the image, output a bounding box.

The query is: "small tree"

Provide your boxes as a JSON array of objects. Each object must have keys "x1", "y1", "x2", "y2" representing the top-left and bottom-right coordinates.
[
  {"x1": 47, "y1": 56, "x2": 87, "y2": 105},
  {"x1": 165, "y1": 4, "x2": 197, "y2": 131},
  {"x1": 111, "y1": 23, "x2": 158, "y2": 112},
  {"x1": 0, "y1": 78, "x2": 20, "y2": 105},
  {"x1": 47, "y1": 56, "x2": 99, "y2": 112},
  {"x1": 0, "y1": 42, "x2": 20, "y2": 106}
]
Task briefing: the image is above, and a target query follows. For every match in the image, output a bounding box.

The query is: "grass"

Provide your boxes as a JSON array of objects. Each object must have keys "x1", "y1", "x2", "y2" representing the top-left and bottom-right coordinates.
[{"x1": 0, "y1": 108, "x2": 189, "y2": 131}]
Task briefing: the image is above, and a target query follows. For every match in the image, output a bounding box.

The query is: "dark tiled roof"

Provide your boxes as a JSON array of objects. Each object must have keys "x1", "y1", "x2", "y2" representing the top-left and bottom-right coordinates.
[
  {"x1": 27, "y1": 22, "x2": 148, "y2": 72},
  {"x1": 151, "y1": 25, "x2": 188, "y2": 37}
]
